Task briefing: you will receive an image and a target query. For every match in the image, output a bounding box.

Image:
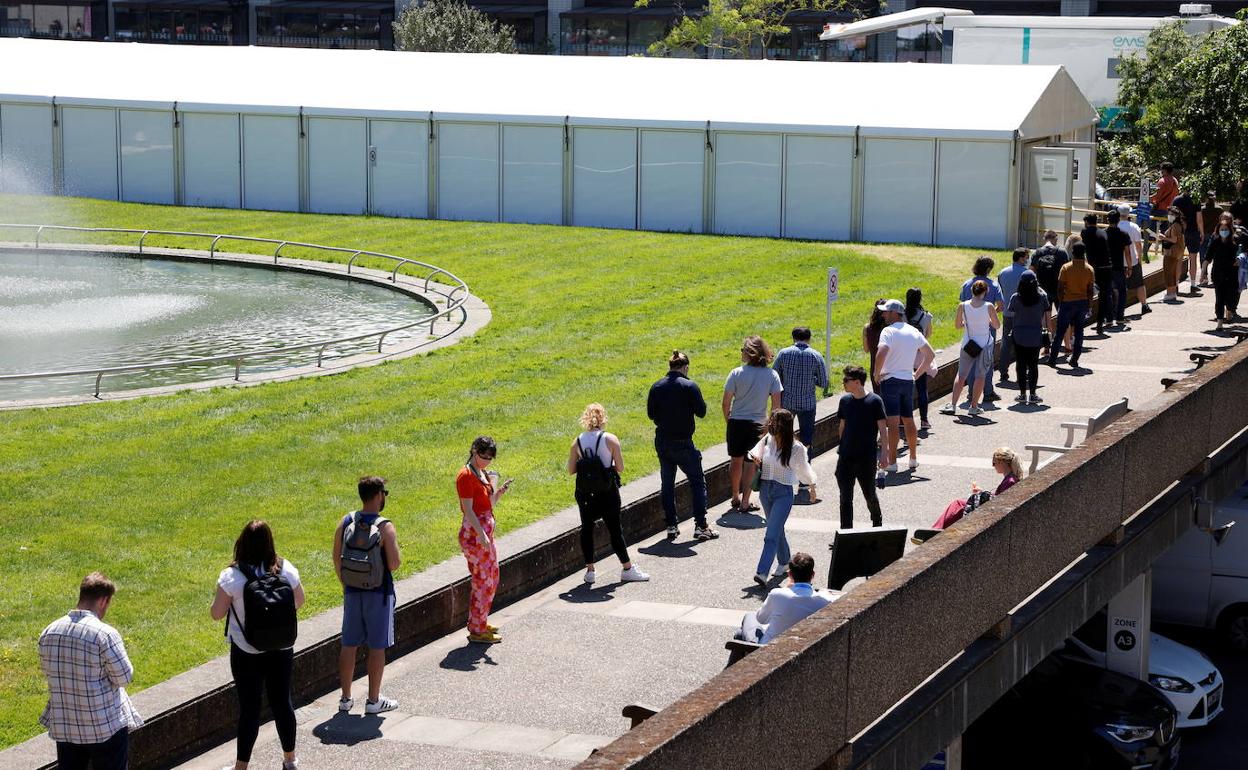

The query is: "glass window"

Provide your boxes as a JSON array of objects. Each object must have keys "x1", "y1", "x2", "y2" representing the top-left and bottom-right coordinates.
[
  {"x1": 199, "y1": 9, "x2": 227, "y2": 43},
  {"x1": 113, "y1": 6, "x2": 146, "y2": 40},
  {"x1": 896, "y1": 22, "x2": 939, "y2": 64},
  {"x1": 793, "y1": 24, "x2": 822, "y2": 61},
  {"x1": 173, "y1": 10, "x2": 197, "y2": 42},
  {"x1": 510, "y1": 16, "x2": 534, "y2": 52},
  {"x1": 560, "y1": 17, "x2": 584, "y2": 55},
  {"x1": 148, "y1": 9, "x2": 173, "y2": 42},
  {"x1": 285, "y1": 11, "x2": 317, "y2": 46},
  {"x1": 586, "y1": 17, "x2": 624, "y2": 56},
  {"x1": 628, "y1": 18, "x2": 664, "y2": 55},
  {"x1": 320, "y1": 12, "x2": 351, "y2": 48},
  {"x1": 766, "y1": 28, "x2": 793, "y2": 60}
]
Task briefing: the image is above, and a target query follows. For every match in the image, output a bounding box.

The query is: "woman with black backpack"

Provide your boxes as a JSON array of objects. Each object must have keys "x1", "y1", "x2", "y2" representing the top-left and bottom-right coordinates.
[
  {"x1": 567, "y1": 403, "x2": 649, "y2": 586},
  {"x1": 210, "y1": 520, "x2": 304, "y2": 770}
]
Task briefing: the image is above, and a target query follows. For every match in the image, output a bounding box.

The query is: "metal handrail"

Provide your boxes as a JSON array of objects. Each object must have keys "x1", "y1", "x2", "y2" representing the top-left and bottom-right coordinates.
[{"x1": 0, "y1": 224, "x2": 472, "y2": 398}]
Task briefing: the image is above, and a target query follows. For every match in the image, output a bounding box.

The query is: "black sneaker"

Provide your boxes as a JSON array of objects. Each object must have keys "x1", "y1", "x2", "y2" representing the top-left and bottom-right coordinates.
[
  {"x1": 666, "y1": 526, "x2": 679, "y2": 540},
  {"x1": 694, "y1": 526, "x2": 719, "y2": 541},
  {"x1": 983, "y1": 392, "x2": 1001, "y2": 402},
  {"x1": 1141, "y1": 305, "x2": 1153, "y2": 314}
]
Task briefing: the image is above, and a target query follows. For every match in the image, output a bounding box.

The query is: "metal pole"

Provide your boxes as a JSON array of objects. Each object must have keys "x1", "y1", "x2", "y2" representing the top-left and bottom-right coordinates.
[{"x1": 824, "y1": 267, "x2": 834, "y2": 396}]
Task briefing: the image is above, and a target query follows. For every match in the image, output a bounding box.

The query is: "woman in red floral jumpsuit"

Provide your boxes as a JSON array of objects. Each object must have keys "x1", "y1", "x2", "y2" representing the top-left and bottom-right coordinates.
[{"x1": 457, "y1": 436, "x2": 510, "y2": 644}]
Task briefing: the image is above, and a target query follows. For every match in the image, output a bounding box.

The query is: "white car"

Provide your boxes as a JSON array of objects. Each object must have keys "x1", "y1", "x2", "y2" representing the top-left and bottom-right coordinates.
[{"x1": 1060, "y1": 610, "x2": 1224, "y2": 728}]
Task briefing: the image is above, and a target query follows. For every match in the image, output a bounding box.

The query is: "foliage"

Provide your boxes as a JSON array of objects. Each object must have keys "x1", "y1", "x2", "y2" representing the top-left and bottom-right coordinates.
[
  {"x1": 393, "y1": 0, "x2": 517, "y2": 54},
  {"x1": 1114, "y1": 12, "x2": 1248, "y2": 196},
  {"x1": 1096, "y1": 134, "x2": 1152, "y2": 191},
  {"x1": 638, "y1": 0, "x2": 854, "y2": 59},
  {"x1": 0, "y1": 193, "x2": 990, "y2": 748}
]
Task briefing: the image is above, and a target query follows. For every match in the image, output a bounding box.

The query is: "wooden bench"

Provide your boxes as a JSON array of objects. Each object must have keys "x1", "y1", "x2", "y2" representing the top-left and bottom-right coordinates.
[
  {"x1": 1024, "y1": 397, "x2": 1129, "y2": 474},
  {"x1": 724, "y1": 638, "x2": 763, "y2": 667},
  {"x1": 622, "y1": 703, "x2": 660, "y2": 728}
]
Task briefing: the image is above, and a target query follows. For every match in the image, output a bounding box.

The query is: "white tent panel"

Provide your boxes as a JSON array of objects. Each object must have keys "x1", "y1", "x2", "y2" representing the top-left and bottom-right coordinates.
[
  {"x1": 368, "y1": 119, "x2": 426, "y2": 218},
  {"x1": 639, "y1": 130, "x2": 703, "y2": 233},
  {"x1": 183, "y1": 113, "x2": 240, "y2": 208},
  {"x1": 783, "y1": 135, "x2": 853, "y2": 240},
  {"x1": 242, "y1": 115, "x2": 299, "y2": 212},
  {"x1": 308, "y1": 117, "x2": 366, "y2": 215},
  {"x1": 62, "y1": 107, "x2": 117, "y2": 200},
  {"x1": 438, "y1": 122, "x2": 499, "y2": 222},
  {"x1": 572, "y1": 127, "x2": 636, "y2": 230},
  {"x1": 713, "y1": 133, "x2": 781, "y2": 237},
  {"x1": 862, "y1": 138, "x2": 936, "y2": 244},
  {"x1": 119, "y1": 110, "x2": 174, "y2": 205},
  {"x1": 0, "y1": 103, "x2": 54, "y2": 194},
  {"x1": 936, "y1": 140, "x2": 1011, "y2": 248},
  {"x1": 501, "y1": 125, "x2": 562, "y2": 225}
]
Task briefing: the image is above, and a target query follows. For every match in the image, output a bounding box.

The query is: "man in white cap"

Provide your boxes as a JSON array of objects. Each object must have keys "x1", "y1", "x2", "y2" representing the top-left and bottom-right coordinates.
[
  {"x1": 873, "y1": 299, "x2": 935, "y2": 475},
  {"x1": 1117, "y1": 203, "x2": 1151, "y2": 316}
]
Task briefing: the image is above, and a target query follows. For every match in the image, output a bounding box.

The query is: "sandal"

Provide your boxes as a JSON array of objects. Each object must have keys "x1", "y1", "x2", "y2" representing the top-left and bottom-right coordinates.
[
  {"x1": 741, "y1": 502, "x2": 761, "y2": 512},
  {"x1": 730, "y1": 499, "x2": 742, "y2": 512}
]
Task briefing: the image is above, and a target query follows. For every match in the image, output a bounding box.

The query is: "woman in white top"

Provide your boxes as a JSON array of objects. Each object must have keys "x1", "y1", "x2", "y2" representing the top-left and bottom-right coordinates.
[
  {"x1": 209, "y1": 520, "x2": 305, "y2": 770},
  {"x1": 942, "y1": 279, "x2": 1000, "y2": 417},
  {"x1": 567, "y1": 403, "x2": 649, "y2": 586},
  {"x1": 746, "y1": 408, "x2": 817, "y2": 588}
]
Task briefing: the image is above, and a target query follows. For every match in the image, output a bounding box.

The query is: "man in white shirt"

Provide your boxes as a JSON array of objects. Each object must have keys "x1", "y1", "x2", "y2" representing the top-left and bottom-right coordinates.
[
  {"x1": 39, "y1": 572, "x2": 142, "y2": 770},
  {"x1": 735, "y1": 552, "x2": 835, "y2": 644},
  {"x1": 1118, "y1": 203, "x2": 1151, "y2": 316},
  {"x1": 872, "y1": 299, "x2": 935, "y2": 474}
]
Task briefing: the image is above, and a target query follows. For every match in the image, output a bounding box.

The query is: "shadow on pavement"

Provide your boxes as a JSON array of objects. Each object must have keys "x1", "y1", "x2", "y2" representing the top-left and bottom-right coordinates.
[
  {"x1": 557, "y1": 582, "x2": 621, "y2": 604},
  {"x1": 638, "y1": 539, "x2": 703, "y2": 558},
  {"x1": 438, "y1": 643, "x2": 498, "y2": 671},
  {"x1": 715, "y1": 510, "x2": 767, "y2": 531},
  {"x1": 312, "y1": 712, "x2": 388, "y2": 745}
]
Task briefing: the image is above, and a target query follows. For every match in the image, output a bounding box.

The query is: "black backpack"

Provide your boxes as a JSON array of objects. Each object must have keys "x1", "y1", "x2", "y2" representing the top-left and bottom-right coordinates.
[
  {"x1": 229, "y1": 561, "x2": 297, "y2": 652},
  {"x1": 575, "y1": 432, "x2": 618, "y2": 495}
]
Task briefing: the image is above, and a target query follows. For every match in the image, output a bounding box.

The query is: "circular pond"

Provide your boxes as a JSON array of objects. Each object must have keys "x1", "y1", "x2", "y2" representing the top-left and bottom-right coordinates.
[{"x1": 0, "y1": 249, "x2": 440, "y2": 400}]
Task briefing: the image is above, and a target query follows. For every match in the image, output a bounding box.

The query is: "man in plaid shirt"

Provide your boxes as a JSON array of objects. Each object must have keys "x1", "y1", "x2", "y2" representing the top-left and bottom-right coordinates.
[
  {"x1": 773, "y1": 326, "x2": 829, "y2": 448},
  {"x1": 39, "y1": 572, "x2": 142, "y2": 769}
]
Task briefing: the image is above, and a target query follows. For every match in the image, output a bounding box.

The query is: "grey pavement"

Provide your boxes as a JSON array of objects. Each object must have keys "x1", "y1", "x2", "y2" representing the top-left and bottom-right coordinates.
[{"x1": 175, "y1": 281, "x2": 1243, "y2": 770}]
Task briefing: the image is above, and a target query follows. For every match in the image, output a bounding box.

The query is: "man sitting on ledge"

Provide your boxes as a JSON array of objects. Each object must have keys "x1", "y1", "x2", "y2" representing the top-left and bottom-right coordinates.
[{"x1": 735, "y1": 552, "x2": 836, "y2": 644}]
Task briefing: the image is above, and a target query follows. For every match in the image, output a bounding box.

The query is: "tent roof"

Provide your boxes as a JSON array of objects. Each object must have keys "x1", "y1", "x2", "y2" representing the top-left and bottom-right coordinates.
[
  {"x1": 0, "y1": 38, "x2": 1097, "y2": 139},
  {"x1": 819, "y1": 7, "x2": 973, "y2": 41}
]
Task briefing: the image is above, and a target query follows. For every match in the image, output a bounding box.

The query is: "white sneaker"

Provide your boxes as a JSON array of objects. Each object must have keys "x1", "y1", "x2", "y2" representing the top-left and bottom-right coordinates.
[
  {"x1": 338, "y1": 697, "x2": 353, "y2": 712},
  {"x1": 365, "y1": 696, "x2": 398, "y2": 714},
  {"x1": 621, "y1": 565, "x2": 650, "y2": 582},
  {"x1": 583, "y1": 569, "x2": 596, "y2": 585},
  {"x1": 908, "y1": 458, "x2": 919, "y2": 471},
  {"x1": 884, "y1": 463, "x2": 899, "y2": 473},
  {"x1": 939, "y1": 403, "x2": 956, "y2": 415},
  {"x1": 967, "y1": 406, "x2": 984, "y2": 416}
]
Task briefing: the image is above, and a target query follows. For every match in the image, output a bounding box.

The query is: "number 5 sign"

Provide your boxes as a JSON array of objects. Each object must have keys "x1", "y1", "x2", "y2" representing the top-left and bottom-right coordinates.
[{"x1": 827, "y1": 268, "x2": 840, "y2": 303}]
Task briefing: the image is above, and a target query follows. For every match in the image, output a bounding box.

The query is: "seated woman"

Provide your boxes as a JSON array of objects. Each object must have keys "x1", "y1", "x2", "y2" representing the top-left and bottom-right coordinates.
[{"x1": 930, "y1": 447, "x2": 1023, "y2": 530}]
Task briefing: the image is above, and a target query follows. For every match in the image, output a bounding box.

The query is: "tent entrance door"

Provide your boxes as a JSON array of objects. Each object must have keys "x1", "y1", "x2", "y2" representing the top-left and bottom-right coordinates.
[{"x1": 1024, "y1": 146, "x2": 1074, "y2": 244}]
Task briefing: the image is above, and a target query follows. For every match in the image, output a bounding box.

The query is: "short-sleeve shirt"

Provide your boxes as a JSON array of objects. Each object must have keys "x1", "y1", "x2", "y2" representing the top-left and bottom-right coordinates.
[
  {"x1": 997, "y1": 264, "x2": 1033, "y2": 317},
  {"x1": 1151, "y1": 175, "x2": 1178, "y2": 211},
  {"x1": 1106, "y1": 226, "x2": 1131, "y2": 271},
  {"x1": 1081, "y1": 226, "x2": 1110, "y2": 269},
  {"x1": 1174, "y1": 195, "x2": 1200, "y2": 235},
  {"x1": 837, "y1": 392, "x2": 885, "y2": 458},
  {"x1": 1118, "y1": 221, "x2": 1143, "y2": 266},
  {"x1": 724, "y1": 365, "x2": 783, "y2": 423},
  {"x1": 1007, "y1": 293, "x2": 1051, "y2": 348},
  {"x1": 457, "y1": 466, "x2": 493, "y2": 518},
  {"x1": 877, "y1": 322, "x2": 927, "y2": 382},
  {"x1": 219, "y1": 560, "x2": 302, "y2": 654},
  {"x1": 959, "y1": 276, "x2": 1003, "y2": 305}
]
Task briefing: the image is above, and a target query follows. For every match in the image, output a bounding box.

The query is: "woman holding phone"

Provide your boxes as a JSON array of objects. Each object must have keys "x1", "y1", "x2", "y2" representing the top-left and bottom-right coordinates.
[{"x1": 457, "y1": 436, "x2": 511, "y2": 644}]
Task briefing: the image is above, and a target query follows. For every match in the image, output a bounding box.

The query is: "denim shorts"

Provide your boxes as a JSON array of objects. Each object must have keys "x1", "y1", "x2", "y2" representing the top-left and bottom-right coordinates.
[
  {"x1": 878, "y1": 377, "x2": 914, "y2": 418},
  {"x1": 342, "y1": 590, "x2": 395, "y2": 649}
]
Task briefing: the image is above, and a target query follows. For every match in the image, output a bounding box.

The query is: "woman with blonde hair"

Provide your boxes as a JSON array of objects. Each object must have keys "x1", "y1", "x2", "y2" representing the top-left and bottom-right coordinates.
[
  {"x1": 723, "y1": 335, "x2": 783, "y2": 515},
  {"x1": 928, "y1": 447, "x2": 1024, "y2": 530},
  {"x1": 567, "y1": 403, "x2": 649, "y2": 585}
]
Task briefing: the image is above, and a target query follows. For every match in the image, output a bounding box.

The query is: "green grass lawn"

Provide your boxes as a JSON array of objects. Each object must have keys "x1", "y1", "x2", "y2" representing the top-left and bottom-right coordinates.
[{"x1": 0, "y1": 194, "x2": 1001, "y2": 748}]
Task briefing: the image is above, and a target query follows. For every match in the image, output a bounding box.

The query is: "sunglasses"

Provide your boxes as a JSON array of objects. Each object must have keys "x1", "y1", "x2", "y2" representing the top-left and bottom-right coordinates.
[{"x1": 382, "y1": 490, "x2": 389, "y2": 496}]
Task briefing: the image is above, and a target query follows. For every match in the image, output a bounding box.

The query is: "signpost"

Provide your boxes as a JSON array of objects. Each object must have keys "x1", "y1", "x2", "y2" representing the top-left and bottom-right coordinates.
[
  {"x1": 1106, "y1": 572, "x2": 1151, "y2": 681},
  {"x1": 825, "y1": 267, "x2": 839, "y2": 396}
]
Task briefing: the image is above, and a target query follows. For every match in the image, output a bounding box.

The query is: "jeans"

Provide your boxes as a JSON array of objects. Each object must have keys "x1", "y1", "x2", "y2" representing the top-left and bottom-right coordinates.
[
  {"x1": 998, "y1": 316, "x2": 1015, "y2": 378},
  {"x1": 966, "y1": 329, "x2": 997, "y2": 396},
  {"x1": 56, "y1": 729, "x2": 128, "y2": 770},
  {"x1": 834, "y1": 455, "x2": 883, "y2": 529},
  {"x1": 756, "y1": 479, "x2": 793, "y2": 575},
  {"x1": 575, "y1": 486, "x2": 629, "y2": 564},
  {"x1": 1095, "y1": 269, "x2": 1114, "y2": 329},
  {"x1": 655, "y1": 437, "x2": 708, "y2": 528},
  {"x1": 1014, "y1": 344, "x2": 1040, "y2": 397},
  {"x1": 794, "y1": 408, "x2": 816, "y2": 447},
  {"x1": 915, "y1": 374, "x2": 930, "y2": 423},
  {"x1": 1112, "y1": 270, "x2": 1128, "y2": 322},
  {"x1": 1050, "y1": 299, "x2": 1088, "y2": 364},
  {"x1": 231, "y1": 644, "x2": 297, "y2": 762},
  {"x1": 735, "y1": 610, "x2": 767, "y2": 643}
]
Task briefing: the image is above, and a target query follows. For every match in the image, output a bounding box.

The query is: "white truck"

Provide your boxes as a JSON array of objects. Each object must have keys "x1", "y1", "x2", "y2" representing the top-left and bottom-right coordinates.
[{"x1": 820, "y1": 6, "x2": 1237, "y2": 129}]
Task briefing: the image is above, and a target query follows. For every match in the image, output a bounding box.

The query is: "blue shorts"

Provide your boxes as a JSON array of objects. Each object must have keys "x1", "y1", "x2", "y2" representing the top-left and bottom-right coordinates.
[
  {"x1": 879, "y1": 377, "x2": 914, "y2": 419},
  {"x1": 342, "y1": 591, "x2": 395, "y2": 649}
]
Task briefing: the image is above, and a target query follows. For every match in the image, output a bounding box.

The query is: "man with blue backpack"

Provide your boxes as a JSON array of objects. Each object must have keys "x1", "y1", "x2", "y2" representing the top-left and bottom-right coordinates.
[{"x1": 333, "y1": 475, "x2": 402, "y2": 715}]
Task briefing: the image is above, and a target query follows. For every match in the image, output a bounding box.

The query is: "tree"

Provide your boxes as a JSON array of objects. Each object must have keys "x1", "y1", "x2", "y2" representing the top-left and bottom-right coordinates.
[
  {"x1": 637, "y1": 0, "x2": 859, "y2": 59},
  {"x1": 1113, "y1": 11, "x2": 1248, "y2": 195},
  {"x1": 393, "y1": 0, "x2": 517, "y2": 54}
]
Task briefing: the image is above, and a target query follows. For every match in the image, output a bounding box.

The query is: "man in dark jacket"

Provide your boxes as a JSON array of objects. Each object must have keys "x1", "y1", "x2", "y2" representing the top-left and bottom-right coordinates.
[
  {"x1": 647, "y1": 350, "x2": 718, "y2": 541},
  {"x1": 1080, "y1": 214, "x2": 1113, "y2": 335}
]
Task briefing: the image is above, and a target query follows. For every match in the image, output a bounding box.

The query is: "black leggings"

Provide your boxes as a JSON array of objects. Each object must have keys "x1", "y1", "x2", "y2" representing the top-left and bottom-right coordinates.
[
  {"x1": 1214, "y1": 274, "x2": 1241, "y2": 319},
  {"x1": 230, "y1": 644, "x2": 296, "y2": 762},
  {"x1": 1014, "y1": 344, "x2": 1041, "y2": 397},
  {"x1": 575, "y1": 486, "x2": 630, "y2": 565}
]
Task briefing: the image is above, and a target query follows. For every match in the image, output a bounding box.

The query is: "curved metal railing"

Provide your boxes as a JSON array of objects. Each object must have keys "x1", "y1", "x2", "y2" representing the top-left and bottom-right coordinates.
[{"x1": 0, "y1": 224, "x2": 473, "y2": 398}]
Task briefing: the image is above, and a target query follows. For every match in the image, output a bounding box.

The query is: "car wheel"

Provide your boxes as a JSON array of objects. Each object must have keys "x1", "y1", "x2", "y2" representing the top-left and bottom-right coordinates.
[{"x1": 1218, "y1": 605, "x2": 1248, "y2": 652}]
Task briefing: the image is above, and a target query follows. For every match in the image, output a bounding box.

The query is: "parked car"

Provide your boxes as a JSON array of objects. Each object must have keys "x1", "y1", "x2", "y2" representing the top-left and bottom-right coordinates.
[
  {"x1": 1064, "y1": 610, "x2": 1224, "y2": 728},
  {"x1": 1153, "y1": 479, "x2": 1248, "y2": 651},
  {"x1": 964, "y1": 652, "x2": 1179, "y2": 770}
]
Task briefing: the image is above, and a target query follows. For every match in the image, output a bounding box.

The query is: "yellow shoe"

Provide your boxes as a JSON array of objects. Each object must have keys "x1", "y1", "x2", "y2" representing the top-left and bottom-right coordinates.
[
  {"x1": 467, "y1": 631, "x2": 502, "y2": 644},
  {"x1": 486, "y1": 624, "x2": 500, "y2": 633}
]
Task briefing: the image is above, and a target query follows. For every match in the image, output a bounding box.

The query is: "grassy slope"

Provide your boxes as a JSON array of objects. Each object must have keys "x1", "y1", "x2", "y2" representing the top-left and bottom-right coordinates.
[{"x1": 0, "y1": 194, "x2": 997, "y2": 746}]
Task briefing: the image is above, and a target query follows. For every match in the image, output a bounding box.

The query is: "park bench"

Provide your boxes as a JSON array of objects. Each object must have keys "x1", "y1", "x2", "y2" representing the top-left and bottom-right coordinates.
[{"x1": 1023, "y1": 397, "x2": 1129, "y2": 474}]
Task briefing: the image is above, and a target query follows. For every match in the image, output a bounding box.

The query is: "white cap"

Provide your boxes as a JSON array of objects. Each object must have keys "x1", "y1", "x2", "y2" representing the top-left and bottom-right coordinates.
[{"x1": 1117, "y1": 203, "x2": 1133, "y2": 216}]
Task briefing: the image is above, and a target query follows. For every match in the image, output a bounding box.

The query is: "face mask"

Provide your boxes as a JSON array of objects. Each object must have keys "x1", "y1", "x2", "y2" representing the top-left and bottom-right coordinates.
[
  {"x1": 1024, "y1": 258, "x2": 1032, "y2": 268},
  {"x1": 1168, "y1": 215, "x2": 1177, "y2": 222},
  {"x1": 1222, "y1": 229, "x2": 1232, "y2": 238}
]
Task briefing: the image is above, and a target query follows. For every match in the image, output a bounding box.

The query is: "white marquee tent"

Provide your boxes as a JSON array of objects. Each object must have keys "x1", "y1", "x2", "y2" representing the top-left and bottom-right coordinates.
[{"x1": 0, "y1": 38, "x2": 1097, "y2": 248}]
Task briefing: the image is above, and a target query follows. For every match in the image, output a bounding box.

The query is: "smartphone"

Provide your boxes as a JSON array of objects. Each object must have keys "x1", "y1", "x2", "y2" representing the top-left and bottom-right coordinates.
[{"x1": 501, "y1": 478, "x2": 514, "y2": 491}]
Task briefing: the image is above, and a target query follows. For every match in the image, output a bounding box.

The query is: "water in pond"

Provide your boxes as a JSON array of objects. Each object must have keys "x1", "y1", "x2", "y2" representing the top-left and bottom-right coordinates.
[{"x1": 0, "y1": 250, "x2": 438, "y2": 400}]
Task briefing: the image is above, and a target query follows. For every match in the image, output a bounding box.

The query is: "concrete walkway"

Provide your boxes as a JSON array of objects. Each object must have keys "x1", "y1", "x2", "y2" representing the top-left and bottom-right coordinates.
[{"x1": 176, "y1": 284, "x2": 1240, "y2": 770}]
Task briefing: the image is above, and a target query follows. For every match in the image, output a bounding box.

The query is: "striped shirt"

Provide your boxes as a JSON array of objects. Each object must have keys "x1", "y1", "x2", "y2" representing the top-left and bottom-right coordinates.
[
  {"x1": 39, "y1": 609, "x2": 143, "y2": 744},
  {"x1": 773, "y1": 342, "x2": 828, "y2": 413}
]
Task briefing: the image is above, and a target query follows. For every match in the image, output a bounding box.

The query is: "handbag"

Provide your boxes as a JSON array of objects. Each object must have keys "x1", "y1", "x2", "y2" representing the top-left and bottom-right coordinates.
[
  {"x1": 962, "y1": 338, "x2": 984, "y2": 358},
  {"x1": 750, "y1": 436, "x2": 767, "y2": 492}
]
